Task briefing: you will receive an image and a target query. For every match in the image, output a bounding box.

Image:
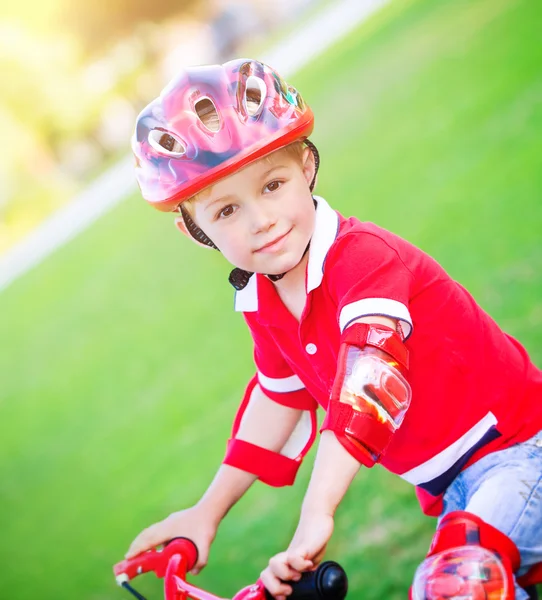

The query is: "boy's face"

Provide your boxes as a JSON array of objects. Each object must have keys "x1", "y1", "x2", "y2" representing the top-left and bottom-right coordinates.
[{"x1": 191, "y1": 147, "x2": 316, "y2": 276}]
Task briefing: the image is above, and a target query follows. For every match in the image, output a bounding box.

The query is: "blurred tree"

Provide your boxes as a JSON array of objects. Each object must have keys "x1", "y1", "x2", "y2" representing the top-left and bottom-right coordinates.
[{"x1": 61, "y1": 0, "x2": 201, "y2": 54}]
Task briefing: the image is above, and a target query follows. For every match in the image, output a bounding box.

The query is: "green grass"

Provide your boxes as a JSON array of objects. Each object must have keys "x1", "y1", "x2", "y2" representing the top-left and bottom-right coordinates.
[{"x1": 1, "y1": 0, "x2": 542, "y2": 598}]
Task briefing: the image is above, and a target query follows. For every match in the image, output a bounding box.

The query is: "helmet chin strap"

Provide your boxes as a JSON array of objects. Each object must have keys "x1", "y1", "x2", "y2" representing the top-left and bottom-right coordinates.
[
  {"x1": 180, "y1": 140, "x2": 320, "y2": 291},
  {"x1": 228, "y1": 240, "x2": 312, "y2": 290}
]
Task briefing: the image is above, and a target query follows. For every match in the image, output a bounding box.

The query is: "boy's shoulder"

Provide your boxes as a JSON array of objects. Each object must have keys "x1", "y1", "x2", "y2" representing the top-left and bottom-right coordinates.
[
  {"x1": 330, "y1": 212, "x2": 418, "y2": 261},
  {"x1": 322, "y1": 210, "x2": 440, "y2": 292}
]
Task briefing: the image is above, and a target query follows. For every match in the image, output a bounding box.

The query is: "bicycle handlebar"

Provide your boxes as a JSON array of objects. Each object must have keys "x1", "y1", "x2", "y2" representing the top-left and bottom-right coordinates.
[
  {"x1": 114, "y1": 538, "x2": 198, "y2": 583},
  {"x1": 113, "y1": 538, "x2": 348, "y2": 600}
]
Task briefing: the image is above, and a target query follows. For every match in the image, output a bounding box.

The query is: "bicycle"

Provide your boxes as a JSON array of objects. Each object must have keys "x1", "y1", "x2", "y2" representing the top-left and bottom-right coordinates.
[{"x1": 113, "y1": 537, "x2": 349, "y2": 600}]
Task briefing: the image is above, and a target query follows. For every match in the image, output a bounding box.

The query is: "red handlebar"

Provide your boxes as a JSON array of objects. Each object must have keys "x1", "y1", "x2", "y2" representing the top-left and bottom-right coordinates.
[
  {"x1": 113, "y1": 537, "x2": 266, "y2": 599},
  {"x1": 114, "y1": 538, "x2": 347, "y2": 600}
]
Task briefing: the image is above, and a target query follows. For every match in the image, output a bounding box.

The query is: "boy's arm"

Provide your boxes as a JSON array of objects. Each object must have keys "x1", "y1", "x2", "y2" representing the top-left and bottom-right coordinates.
[
  {"x1": 297, "y1": 316, "x2": 397, "y2": 523},
  {"x1": 299, "y1": 430, "x2": 361, "y2": 520},
  {"x1": 297, "y1": 315, "x2": 398, "y2": 523},
  {"x1": 126, "y1": 385, "x2": 306, "y2": 562},
  {"x1": 260, "y1": 431, "x2": 361, "y2": 599},
  {"x1": 261, "y1": 316, "x2": 401, "y2": 598},
  {"x1": 290, "y1": 430, "x2": 361, "y2": 567},
  {"x1": 223, "y1": 375, "x2": 317, "y2": 487},
  {"x1": 236, "y1": 383, "x2": 308, "y2": 450},
  {"x1": 199, "y1": 384, "x2": 307, "y2": 523}
]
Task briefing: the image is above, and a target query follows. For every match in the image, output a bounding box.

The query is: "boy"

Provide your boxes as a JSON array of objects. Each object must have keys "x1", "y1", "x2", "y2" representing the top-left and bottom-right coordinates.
[{"x1": 125, "y1": 58, "x2": 542, "y2": 599}]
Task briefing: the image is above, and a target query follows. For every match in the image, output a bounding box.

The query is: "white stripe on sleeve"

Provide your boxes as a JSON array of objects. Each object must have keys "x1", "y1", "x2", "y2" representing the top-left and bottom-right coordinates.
[
  {"x1": 339, "y1": 297, "x2": 413, "y2": 338},
  {"x1": 257, "y1": 372, "x2": 305, "y2": 393}
]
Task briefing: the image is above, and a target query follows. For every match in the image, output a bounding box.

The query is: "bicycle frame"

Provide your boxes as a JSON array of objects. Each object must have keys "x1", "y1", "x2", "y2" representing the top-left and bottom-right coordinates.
[{"x1": 163, "y1": 551, "x2": 268, "y2": 600}]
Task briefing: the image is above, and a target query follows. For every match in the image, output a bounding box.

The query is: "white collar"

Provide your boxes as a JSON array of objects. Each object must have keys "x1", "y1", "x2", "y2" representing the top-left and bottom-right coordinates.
[{"x1": 234, "y1": 196, "x2": 339, "y2": 312}]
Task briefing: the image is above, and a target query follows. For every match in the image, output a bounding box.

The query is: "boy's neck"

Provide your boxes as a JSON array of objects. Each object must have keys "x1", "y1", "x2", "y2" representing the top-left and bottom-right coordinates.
[{"x1": 271, "y1": 252, "x2": 309, "y2": 296}]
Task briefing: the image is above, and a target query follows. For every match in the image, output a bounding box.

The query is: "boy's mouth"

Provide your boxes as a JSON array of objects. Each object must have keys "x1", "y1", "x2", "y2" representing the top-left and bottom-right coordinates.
[{"x1": 254, "y1": 228, "x2": 293, "y2": 253}]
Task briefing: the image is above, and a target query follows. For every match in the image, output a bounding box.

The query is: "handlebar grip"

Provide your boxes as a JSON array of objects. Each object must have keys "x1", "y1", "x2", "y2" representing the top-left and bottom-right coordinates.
[{"x1": 265, "y1": 561, "x2": 348, "y2": 600}]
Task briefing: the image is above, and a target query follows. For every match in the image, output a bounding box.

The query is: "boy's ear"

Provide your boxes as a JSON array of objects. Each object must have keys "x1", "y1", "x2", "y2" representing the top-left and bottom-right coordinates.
[{"x1": 302, "y1": 145, "x2": 317, "y2": 187}]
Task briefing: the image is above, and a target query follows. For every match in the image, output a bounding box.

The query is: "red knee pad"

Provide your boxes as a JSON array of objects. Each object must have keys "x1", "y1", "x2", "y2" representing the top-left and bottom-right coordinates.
[{"x1": 411, "y1": 511, "x2": 520, "y2": 600}]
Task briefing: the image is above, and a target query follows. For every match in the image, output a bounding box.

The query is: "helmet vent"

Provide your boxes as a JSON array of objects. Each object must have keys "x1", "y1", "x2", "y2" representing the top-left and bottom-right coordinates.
[
  {"x1": 194, "y1": 97, "x2": 220, "y2": 132},
  {"x1": 245, "y1": 76, "x2": 266, "y2": 116},
  {"x1": 148, "y1": 129, "x2": 186, "y2": 157}
]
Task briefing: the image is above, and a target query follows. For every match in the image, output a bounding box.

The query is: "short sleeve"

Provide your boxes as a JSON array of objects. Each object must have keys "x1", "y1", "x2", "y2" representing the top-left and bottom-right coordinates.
[
  {"x1": 325, "y1": 230, "x2": 415, "y2": 339},
  {"x1": 244, "y1": 314, "x2": 318, "y2": 411}
]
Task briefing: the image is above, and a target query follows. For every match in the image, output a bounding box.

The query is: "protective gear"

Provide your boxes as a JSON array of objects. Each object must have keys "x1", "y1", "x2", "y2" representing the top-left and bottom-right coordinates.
[
  {"x1": 223, "y1": 376, "x2": 317, "y2": 486},
  {"x1": 411, "y1": 511, "x2": 520, "y2": 600},
  {"x1": 321, "y1": 322, "x2": 411, "y2": 466},
  {"x1": 133, "y1": 58, "x2": 314, "y2": 214}
]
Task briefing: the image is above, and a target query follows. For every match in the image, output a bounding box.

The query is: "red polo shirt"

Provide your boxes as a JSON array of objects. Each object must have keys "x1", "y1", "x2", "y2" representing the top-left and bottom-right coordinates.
[{"x1": 234, "y1": 197, "x2": 542, "y2": 515}]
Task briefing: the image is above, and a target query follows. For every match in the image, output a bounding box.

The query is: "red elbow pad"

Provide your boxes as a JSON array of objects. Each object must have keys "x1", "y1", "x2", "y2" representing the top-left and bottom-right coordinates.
[
  {"x1": 223, "y1": 375, "x2": 317, "y2": 486},
  {"x1": 224, "y1": 438, "x2": 303, "y2": 486},
  {"x1": 322, "y1": 400, "x2": 394, "y2": 467},
  {"x1": 321, "y1": 322, "x2": 411, "y2": 465}
]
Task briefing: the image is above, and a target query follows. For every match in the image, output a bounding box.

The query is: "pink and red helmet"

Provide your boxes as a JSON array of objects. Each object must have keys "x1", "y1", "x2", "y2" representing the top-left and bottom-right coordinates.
[{"x1": 132, "y1": 58, "x2": 314, "y2": 212}]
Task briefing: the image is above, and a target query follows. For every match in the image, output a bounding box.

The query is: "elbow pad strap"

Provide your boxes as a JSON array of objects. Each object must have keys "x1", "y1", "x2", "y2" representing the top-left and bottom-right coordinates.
[
  {"x1": 341, "y1": 322, "x2": 409, "y2": 371},
  {"x1": 324, "y1": 400, "x2": 394, "y2": 467},
  {"x1": 223, "y1": 438, "x2": 301, "y2": 487},
  {"x1": 223, "y1": 375, "x2": 317, "y2": 487}
]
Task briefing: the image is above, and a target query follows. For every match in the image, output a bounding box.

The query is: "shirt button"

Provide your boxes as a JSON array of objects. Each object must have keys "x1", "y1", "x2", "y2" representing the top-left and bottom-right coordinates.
[{"x1": 305, "y1": 343, "x2": 317, "y2": 355}]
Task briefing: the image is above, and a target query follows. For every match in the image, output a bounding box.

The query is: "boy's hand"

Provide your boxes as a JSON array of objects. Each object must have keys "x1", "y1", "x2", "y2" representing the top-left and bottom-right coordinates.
[
  {"x1": 125, "y1": 506, "x2": 218, "y2": 574},
  {"x1": 260, "y1": 511, "x2": 334, "y2": 599}
]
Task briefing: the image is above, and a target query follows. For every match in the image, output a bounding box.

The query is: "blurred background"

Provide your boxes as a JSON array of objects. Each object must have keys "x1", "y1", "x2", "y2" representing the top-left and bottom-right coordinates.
[
  {"x1": 0, "y1": 0, "x2": 316, "y2": 253},
  {"x1": 1, "y1": 0, "x2": 541, "y2": 598}
]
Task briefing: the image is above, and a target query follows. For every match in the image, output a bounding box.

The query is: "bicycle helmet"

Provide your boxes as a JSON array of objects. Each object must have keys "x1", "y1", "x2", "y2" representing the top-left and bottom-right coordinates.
[{"x1": 133, "y1": 58, "x2": 315, "y2": 212}]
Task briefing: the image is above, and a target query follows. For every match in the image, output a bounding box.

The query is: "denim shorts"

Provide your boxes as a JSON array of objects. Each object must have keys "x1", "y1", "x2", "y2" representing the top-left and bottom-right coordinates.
[{"x1": 440, "y1": 430, "x2": 542, "y2": 599}]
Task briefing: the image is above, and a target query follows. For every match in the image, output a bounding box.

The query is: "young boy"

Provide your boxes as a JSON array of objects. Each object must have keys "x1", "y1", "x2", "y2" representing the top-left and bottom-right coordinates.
[{"x1": 125, "y1": 58, "x2": 542, "y2": 599}]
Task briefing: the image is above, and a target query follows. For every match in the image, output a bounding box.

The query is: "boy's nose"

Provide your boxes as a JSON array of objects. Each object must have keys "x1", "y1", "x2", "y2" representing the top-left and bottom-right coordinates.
[{"x1": 249, "y1": 204, "x2": 277, "y2": 234}]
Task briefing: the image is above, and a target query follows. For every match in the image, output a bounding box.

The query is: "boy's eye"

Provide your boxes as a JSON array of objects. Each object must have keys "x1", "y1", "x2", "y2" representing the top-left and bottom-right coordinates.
[
  {"x1": 218, "y1": 204, "x2": 236, "y2": 219},
  {"x1": 265, "y1": 180, "x2": 281, "y2": 193}
]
